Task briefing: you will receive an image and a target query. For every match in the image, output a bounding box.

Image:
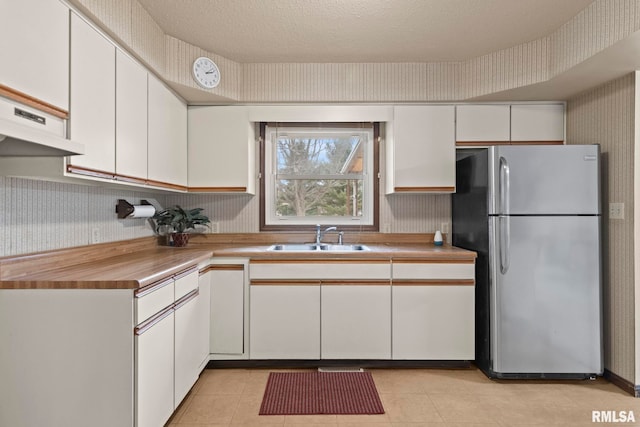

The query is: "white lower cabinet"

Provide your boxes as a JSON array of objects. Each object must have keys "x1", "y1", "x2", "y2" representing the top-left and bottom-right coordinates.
[
  {"x1": 392, "y1": 260, "x2": 476, "y2": 360},
  {"x1": 393, "y1": 285, "x2": 474, "y2": 360},
  {"x1": 248, "y1": 260, "x2": 391, "y2": 360},
  {"x1": 134, "y1": 267, "x2": 201, "y2": 427},
  {"x1": 197, "y1": 271, "x2": 212, "y2": 368},
  {"x1": 210, "y1": 264, "x2": 246, "y2": 356},
  {"x1": 174, "y1": 291, "x2": 201, "y2": 406},
  {"x1": 135, "y1": 308, "x2": 175, "y2": 427},
  {"x1": 0, "y1": 289, "x2": 133, "y2": 427},
  {"x1": 250, "y1": 283, "x2": 321, "y2": 359},
  {"x1": 321, "y1": 283, "x2": 391, "y2": 359}
]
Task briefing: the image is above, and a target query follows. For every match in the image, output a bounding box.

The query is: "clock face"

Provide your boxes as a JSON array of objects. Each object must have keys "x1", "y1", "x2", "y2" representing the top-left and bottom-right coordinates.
[{"x1": 192, "y1": 57, "x2": 220, "y2": 89}]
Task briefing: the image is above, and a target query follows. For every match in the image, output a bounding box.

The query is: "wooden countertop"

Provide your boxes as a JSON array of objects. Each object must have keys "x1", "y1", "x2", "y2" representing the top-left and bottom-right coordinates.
[
  {"x1": 0, "y1": 246, "x2": 212, "y2": 290},
  {"x1": 0, "y1": 234, "x2": 476, "y2": 289}
]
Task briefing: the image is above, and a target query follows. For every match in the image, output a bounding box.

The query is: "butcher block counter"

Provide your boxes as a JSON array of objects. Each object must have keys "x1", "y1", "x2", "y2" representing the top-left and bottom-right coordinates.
[{"x1": 0, "y1": 233, "x2": 476, "y2": 289}]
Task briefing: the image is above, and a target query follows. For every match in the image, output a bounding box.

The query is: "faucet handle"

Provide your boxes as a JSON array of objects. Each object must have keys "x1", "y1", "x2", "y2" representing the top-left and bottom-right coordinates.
[{"x1": 338, "y1": 231, "x2": 344, "y2": 245}]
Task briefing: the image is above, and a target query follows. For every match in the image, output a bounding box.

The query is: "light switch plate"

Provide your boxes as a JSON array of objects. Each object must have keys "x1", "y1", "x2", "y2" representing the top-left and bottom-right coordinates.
[
  {"x1": 210, "y1": 222, "x2": 220, "y2": 233},
  {"x1": 609, "y1": 202, "x2": 624, "y2": 220}
]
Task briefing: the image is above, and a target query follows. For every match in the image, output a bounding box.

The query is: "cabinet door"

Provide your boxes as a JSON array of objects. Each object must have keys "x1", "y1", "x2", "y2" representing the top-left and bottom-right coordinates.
[
  {"x1": 197, "y1": 272, "x2": 211, "y2": 369},
  {"x1": 115, "y1": 50, "x2": 147, "y2": 181},
  {"x1": 392, "y1": 284, "x2": 474, "y2": 360},
  {"x1": 249, "y1": 284, "x2": 320, "y2": 359},
  {"x1": 210, "y1": 266, "x2": 245, "y2": 355},
  {"x1": 68, "y1": 13, "x2": 116, "y2": 175},
  {"x1": 174, "y1": 292, "x2": 200, "y2": 407},
  {"x1": 188, "y1": 106, "x2": 255, "y2": 193},
  {"x1": 148, "y1": 76, "x2": 187, "y2": 188},
  {"x1": 0, "y1": 0, "x2": 69, "y2": 111},
  {"x1": 456, "y1": 105, "x2": 510, "y2": 144},
  {"x1": 135, "y1": 310, "x2": 174, "y2": 427},
  {"x1": 511, "y1": 104, "x2": 564, "y2": 143},
  {"x1": 389, "y1": 105, "x2": 455, "y2": 193},
  {"x1": 321, "y1": 283, "x2": 391, "y2": 359}
]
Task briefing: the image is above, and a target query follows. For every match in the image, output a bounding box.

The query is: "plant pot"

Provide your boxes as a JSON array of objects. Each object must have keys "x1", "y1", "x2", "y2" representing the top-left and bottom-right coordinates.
[{"x1": 172, "y1": 233, "x2": 190, "y2": 247}]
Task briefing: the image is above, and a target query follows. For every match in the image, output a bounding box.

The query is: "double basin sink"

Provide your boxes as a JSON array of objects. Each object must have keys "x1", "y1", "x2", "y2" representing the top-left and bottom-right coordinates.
[{"x1": 268, "y1": 243, "x2": 370, "y2": 252}]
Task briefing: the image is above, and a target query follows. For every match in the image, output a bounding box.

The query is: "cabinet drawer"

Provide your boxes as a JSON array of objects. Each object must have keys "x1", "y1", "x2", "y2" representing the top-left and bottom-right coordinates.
[
  {"x1": 135, "y1": 279, "x2": 174, "y2": 324},
  {"x1": 392, "y1": 261, "x2": 475, "y2": 280},
  {"x1": 174, "y1": 268, "x2": 199, "y2": 300},
  {"x1": 250, "y1": 261, "x2": 390, "y2": 280}
]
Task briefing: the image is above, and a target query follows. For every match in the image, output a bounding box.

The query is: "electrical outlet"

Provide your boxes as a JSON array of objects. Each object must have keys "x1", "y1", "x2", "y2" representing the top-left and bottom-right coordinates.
[
  {"x1": 210, "y1": 222, "x2": 220, "y2": 233},
  {"x1": 441, "y1": 222, "x2": 450, "y2": 235},
  {"x1": 382, "y1": 223, "x2": 391, "y2": 233},
  {"x1": 91, "y1": 228, "x2": 100, "y2": 244},
  {"x1": 609, "y1": 203, "x2": 624, "y2": 220}
]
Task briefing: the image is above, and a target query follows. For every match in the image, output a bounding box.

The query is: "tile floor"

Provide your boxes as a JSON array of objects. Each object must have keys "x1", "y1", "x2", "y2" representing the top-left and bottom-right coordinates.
[{"x1": 167, "y1": 367, "x2": 640, "y2": 426}]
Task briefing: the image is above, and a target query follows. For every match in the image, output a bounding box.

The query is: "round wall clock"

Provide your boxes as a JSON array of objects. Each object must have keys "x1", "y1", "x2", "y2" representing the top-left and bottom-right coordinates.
[{"x1": 192, "y1": 56, "x2": 220, "y2": 89}]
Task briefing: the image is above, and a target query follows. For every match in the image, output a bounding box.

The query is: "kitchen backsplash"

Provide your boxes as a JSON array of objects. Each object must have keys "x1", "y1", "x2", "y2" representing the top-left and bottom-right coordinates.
[
  {"x1": 0, "y1": 175, "x2": 449, "y2": 257},
  {"x1": 0, "y1": 176, "x2": 165, "y2": 257},
  {"x1": 164, "y1": 192, "x2": 450, "y2": 235}
]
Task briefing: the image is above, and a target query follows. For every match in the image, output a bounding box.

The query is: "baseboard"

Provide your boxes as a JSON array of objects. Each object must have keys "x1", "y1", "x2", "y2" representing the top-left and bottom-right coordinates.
[
  {"x1": 604, "y1": 369, "x2": 640, "y2": 397},
  {"x1": 206, "y1": 359, "x2": 471, "y2": 370}
]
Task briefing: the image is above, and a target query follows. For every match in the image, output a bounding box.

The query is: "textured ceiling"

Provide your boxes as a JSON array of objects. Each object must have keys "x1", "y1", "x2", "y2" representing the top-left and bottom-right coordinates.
[{"x1": 137, "y1": 0, "x2": 595, "y2": 63}]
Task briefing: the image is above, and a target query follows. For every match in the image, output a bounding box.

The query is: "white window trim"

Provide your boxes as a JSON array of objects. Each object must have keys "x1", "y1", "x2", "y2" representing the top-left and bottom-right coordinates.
[{"x1": 264, "y1": 124, "x2": 375, "y2": 226}]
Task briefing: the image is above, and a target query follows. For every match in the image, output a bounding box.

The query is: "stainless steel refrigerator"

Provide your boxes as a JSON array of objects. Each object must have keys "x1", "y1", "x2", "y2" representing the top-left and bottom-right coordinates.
[{"x1": 452, "y1": 145, "x2": 603, "y2": 379}]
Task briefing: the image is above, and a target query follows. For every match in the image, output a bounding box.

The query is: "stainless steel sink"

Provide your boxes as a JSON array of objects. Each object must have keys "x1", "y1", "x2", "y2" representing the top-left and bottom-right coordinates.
[
  {"x1": 267, "y1": 243, "x2": 370, "y2": 251},
  {"x1": 268, "y1": 243, "x2": 323, "y2": 251},
  {"x1": 320, "y1": 244, "x2": 371, "y2": 251}
]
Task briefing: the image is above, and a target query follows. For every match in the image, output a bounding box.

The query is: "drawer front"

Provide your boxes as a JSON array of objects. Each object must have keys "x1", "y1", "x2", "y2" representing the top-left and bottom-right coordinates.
[
  {"x1": 135, "y1": 279, "x2": 174, "y2": 324},
  {"x1": 174, "y1": 269, "x2": 199, "y2": 300},
  {"x1": 392, "y1": 262, "x2": 475, "y2": 280},
  {"x1": 249, "y1": 261, "x2": 390, "y2": 280}
]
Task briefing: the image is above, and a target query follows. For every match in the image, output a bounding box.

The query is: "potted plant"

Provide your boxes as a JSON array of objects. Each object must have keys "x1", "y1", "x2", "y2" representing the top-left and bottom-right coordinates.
[{"x1": 151, "y1": 205, "x2": 210, "y2": 247}]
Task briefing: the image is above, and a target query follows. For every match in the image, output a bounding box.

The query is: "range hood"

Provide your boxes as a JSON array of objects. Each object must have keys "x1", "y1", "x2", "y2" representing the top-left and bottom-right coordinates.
[{"x1": 0, "y1": 99, "x2": 85, "y2": 157}]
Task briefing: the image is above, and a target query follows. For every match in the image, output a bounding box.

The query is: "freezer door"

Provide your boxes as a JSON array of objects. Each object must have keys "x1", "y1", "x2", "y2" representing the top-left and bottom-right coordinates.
[
  {"x1": 490, "y1": 215, "x2": 602, "y2": 374},
  {"x1": 488, "y1": 145, "x2": 600, "y2": 215}
]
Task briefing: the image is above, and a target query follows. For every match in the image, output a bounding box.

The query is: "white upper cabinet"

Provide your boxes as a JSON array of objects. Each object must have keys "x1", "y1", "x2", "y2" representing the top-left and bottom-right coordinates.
[
  {"x1": 188, "y1": 106, "x2": 255, "y2": 194},
  {"x1": 115, "y1": 50, "x2": 148, "y2": 182},
  {"x1": 456, "y1": 105, "x2": 510, "y2": 144},
  {"x1": 511, "y1": 104, "x2": 565, "y2": 143},
  {"x1": 148, "y1": 76, "x2": 188, "y2": 189},
  {"x1": 68, "y1": 12, "x2": 116, "y2": 175},
  {"x1": 0, "y1": 0, "x2": 70, "y2": 111},
  {"x1": 387, "y1": 105, "x2": 456, "y2": 194}
]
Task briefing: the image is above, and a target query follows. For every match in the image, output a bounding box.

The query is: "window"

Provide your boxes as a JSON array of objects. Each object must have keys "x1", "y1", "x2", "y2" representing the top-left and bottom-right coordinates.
[{"x1": 260, "y1": 123, "x2": 379, "y2": 230}]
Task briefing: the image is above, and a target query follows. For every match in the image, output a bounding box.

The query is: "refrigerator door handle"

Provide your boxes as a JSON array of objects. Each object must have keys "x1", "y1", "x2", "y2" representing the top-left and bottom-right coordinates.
[
  {"x1": 499, "y1": 157, "x2": 510, "y2": 274},
  {"x1": 499, "y1": 215, "x2": 510, "y2": 274},
  {"x1": 499, "y1": 156, "x2": 510, "y2": 214}
]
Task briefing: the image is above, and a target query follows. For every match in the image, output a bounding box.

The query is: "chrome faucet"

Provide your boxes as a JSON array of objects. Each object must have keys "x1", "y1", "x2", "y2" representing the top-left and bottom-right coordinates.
[{"x1": 315, "y1": 224, "x2": 337, "y2": 244}]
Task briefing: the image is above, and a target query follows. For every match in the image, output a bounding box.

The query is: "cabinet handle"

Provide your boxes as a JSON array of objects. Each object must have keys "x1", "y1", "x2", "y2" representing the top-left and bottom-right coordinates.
[
  {"x1": 134, "y1": 306, "x2": 173, "y2": 335},
  {"x1": 174, "y1": 289, "x2": 198, "y2": 310},
  {"x1": 174, "y1": 266, "x2": 198, "y2": 280},
  {"x1": 135, "y1": 277, "x2": 173, "y2": 298}
]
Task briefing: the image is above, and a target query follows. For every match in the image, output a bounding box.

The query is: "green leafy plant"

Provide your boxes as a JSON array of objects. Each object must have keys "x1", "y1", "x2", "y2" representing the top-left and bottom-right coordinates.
[{"x1": 152, "y1": 205, "x2": 210, "y2": 234}]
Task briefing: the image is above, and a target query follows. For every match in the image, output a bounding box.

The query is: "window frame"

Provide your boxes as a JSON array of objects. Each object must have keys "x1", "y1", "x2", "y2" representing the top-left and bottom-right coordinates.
[{"x1": 259, "y1": 122, "x2": 379, "y2": 232}]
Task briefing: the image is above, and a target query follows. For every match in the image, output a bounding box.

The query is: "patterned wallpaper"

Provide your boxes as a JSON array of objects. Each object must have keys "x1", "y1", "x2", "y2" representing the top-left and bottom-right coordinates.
[
  {"x1": 566, "y1": 73, "x2": 636, "y2": 383},
  {"x1": 67, "y1": 0, "x2": 640, "y2": 103},
  {"x1": 0, "y1": 176, "x2": 165, "y2": 257}
]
